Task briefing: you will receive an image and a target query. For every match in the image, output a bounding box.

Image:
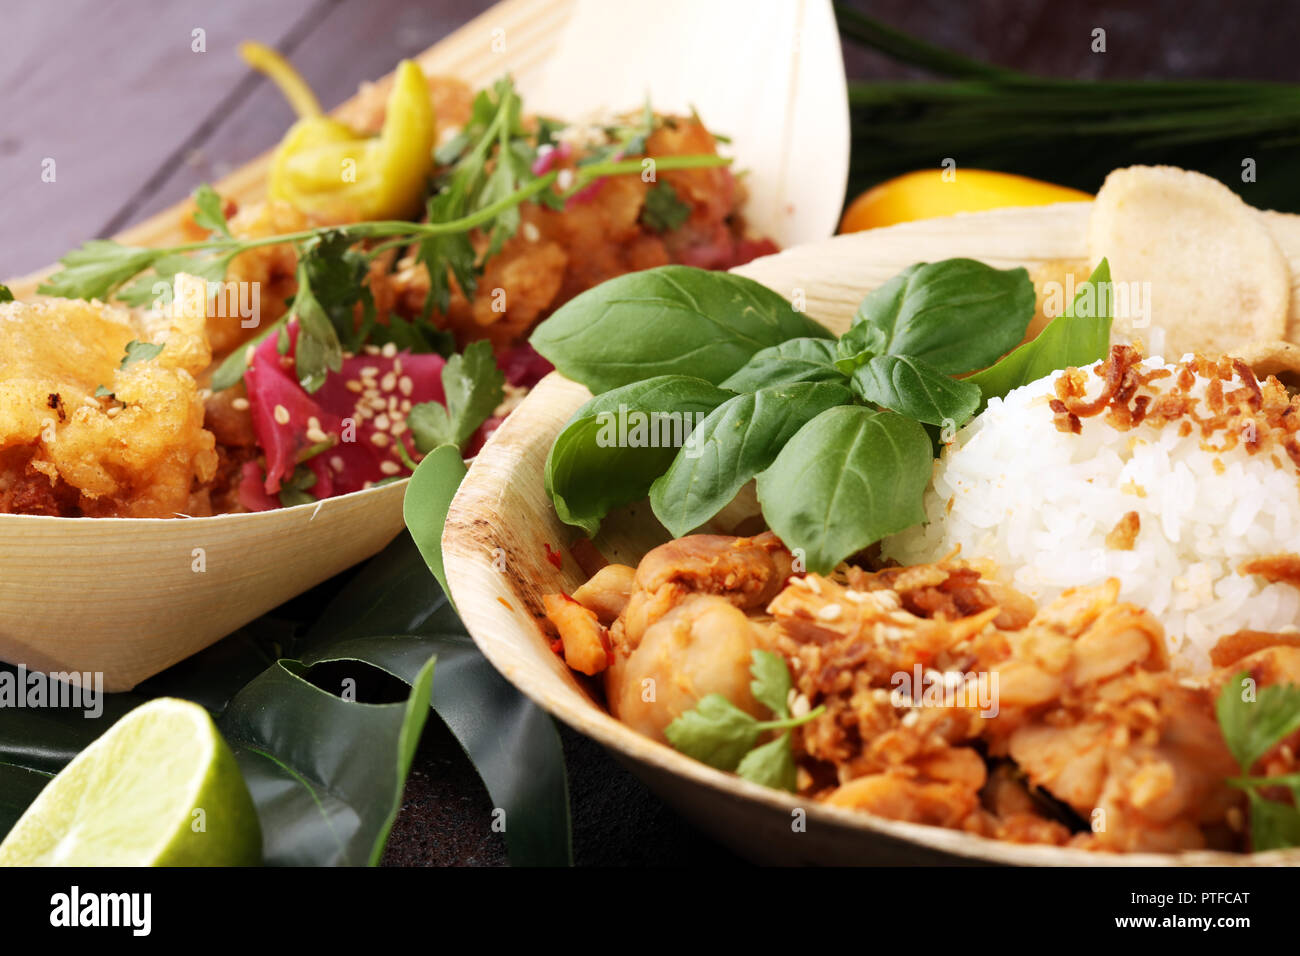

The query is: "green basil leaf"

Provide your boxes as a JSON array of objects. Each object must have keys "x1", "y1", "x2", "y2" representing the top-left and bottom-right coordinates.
[
  {"x1": 852, "y1": 258, "x2": 1035, "y2": 375},
  {"x1": 648, "y1": 380, "x2": 853, "y2": 537},
  {"x1": 663, "y1": 694, "x2": 761, "y2": 770},
  {"x1": 530, "y1": 265, "x2": 833, "y2": 394},
  {"x1": 734, "y1": 733, "x2": 798, "y2": 792},
  {"x1": 756, "y1": 405, "x2": 933, "y2": 574},
  {"x1": 833, "y1": 320, "x2": 887, "y2": 374},
  {"x1": 850, "y1": 353, "x2": 981, "y2": 427},
  {"x1": 545, "y1": 375, "x2": 732, "y2": 536},
  {"x1": 966, "y1": 259, "x2": 1112, "y2": 406},
  {"x1": 720, "y1": 338, "x2": 845, "y2": 391}
]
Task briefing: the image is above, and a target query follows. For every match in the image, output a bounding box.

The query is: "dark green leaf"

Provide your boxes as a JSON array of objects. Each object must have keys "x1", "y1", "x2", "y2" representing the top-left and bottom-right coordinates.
[
  {"x1": 546, "y1": 375, "x2": 732, "y2": 535},
  {"x1": 850, "y1": 353, "x2": 981, "y2": 426},
  {"x1": 850, "y1": 258, "x2": 1035, "y2": 375},
  {"x1": 403, "y1": 444, "x2": 469, "y2": 609},
  {"x1": 0, "y1": 285, "x2": 13, "y2": 303},
  {"x1": 719, "y1": 338, "x2": 846, "y2": 391},
  {"x1": 966, "y1": 259, "x2": 1113, "y2": 406},
  {"x1": 648, "y1": 380, "x2": 852, "y2": 536},
  {"x1": 663, "y1": 694, "x2": 761, "y2": 770},
  {"x1": 756, "y1": 405, "x2": 933, "y2": 573},
  {"x1": 530, "y1": 265, "x2": 833, "y2": 394},
  {"x1": 221, "y1": 653, "x2": 435, "y2": 866},
  {"x1": 306, "y1": 533, "x2": 572, "y2": 866}
]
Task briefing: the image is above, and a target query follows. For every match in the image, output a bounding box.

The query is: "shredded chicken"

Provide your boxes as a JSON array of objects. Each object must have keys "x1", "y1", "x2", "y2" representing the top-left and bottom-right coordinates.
[{"x1": 547, "y1": 533, "x2": 1300, "y2": 853}]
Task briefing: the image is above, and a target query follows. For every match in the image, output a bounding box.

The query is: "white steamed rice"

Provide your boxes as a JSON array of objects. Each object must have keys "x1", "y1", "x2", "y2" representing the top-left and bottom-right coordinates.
[{"x1": 883, "y1": 356, "x2": 1300, "y2": 671}]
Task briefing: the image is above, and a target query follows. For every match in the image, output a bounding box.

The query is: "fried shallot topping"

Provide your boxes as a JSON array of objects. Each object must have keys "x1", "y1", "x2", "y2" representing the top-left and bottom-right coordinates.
[{"x1": 1051, "y1": 344, "x2": 1300, "y2": 467}]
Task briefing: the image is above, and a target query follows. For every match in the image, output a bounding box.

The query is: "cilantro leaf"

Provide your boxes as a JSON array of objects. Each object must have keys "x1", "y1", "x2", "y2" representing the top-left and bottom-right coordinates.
[
  {"x1": 1216, "y1": 673, "x2": 1300, "y2": 772},
  {"x1": 408, "y1": 341, "x2": 505, "y2": 452},
  {"x1": 193, "y1": 184, "x2": 233, "y2": 238},
  {"x1": 750, "y1": 649, "x2": 792, "y2": 718},
  {"x1": 0, "y1": 284, "x2": 12, "y2": 303},
  {"x1": 1247, "y1": 790, "x2": 1300, "y2": 853},
  {"x1": 664, "y1": 650, "x2": 821, "y2": 792},
  {"x1": 277, "y1": 464, "x2": 318, "y2": 508},
  {"x1": 641, "y1": 181, "x2": 690, "y2": 232},
  {"x1": 735, "y1": 734, "x2": 798, "y2": 791},
  {"x1": 120, "y1": 340, "x2": 164, "y2": 369},
  {"x1": 663, "y1": 694, "x2": 763, "y2": 770}
]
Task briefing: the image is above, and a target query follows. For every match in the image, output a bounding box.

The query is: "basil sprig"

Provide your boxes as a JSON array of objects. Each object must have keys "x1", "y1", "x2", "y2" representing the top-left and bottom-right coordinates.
[{"x1": 532, "y1": 259, "x2": 1111, "y2": 572}]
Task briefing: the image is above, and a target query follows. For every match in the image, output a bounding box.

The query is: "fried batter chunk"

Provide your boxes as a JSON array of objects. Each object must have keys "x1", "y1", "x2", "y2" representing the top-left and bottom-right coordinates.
[{"x1": 0, "y1": 279, "x2": 218, "y2": 517}]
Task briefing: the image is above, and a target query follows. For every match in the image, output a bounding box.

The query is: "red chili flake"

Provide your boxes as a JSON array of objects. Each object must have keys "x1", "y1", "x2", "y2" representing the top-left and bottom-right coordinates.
[
  {"x1": 549, "y1": 639, "x2": 563, "y2": 655},
  {"x1": 543, "y1": 543, "x2": 563, "y2": 570},
  {"x1": 496, "y1": 596, "x2": 513, "y2": 612}
]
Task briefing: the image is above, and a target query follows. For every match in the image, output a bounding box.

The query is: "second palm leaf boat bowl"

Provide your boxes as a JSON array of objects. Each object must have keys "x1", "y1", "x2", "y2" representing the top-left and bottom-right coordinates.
[{"x1": 442, "y1": 200, "x2": 1300, "y2": 865}]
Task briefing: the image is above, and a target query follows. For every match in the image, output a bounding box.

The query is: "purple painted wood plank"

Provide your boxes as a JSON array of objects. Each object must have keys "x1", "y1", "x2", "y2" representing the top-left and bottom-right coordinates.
[
  {"x1": 124, "y1": 0, "x2": 497, "y2": 229},
  {"x1": 0, "y1": 0, "x2": 318, "y2": 276}
]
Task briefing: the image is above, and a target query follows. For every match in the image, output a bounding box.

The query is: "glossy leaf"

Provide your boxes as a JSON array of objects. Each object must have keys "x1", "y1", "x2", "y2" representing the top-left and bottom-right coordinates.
[{"x1": 531, "y1": 265, "x2": 833, "y2": 393}]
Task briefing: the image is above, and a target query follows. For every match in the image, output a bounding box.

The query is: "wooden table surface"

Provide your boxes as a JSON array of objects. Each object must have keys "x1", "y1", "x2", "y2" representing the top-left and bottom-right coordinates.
[{"x1": 5, "y1": 0, "x2": 1295, "y2": 865}]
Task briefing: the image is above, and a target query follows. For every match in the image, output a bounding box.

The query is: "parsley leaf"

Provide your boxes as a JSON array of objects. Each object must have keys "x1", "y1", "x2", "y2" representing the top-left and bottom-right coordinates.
[
  {"x1": 193, "y1": 184, "x2": 233, "y2": 239},
  {"x1": 735, "y1": 733, "x2": 798, "y2": 791},
  {"x1": 664, "y1": 694, "x2": 763, "y2": 769},
  {"x1": 750, "y1": 649, "x2": 792, "y2": 718},
  {"x1": 37, "y1": 240, "x2": 164, "y2": 301},
  {"x1": 642, "y1": 181, "x2": 691, "y2": 232},
  {"x1": 408, "y1": 340, "x2": 505, "y2": 452}
]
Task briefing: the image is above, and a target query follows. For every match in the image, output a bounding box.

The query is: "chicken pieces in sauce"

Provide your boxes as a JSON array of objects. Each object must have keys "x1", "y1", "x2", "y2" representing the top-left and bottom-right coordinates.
[{"x1": 544, "y1": 532, "x2": 1300, "y2": 853}]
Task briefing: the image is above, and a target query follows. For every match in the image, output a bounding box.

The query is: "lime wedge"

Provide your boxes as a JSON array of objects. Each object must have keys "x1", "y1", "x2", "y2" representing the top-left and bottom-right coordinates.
[{"x1": 0, "y1": 698, "x2": 261, "y2": 866}]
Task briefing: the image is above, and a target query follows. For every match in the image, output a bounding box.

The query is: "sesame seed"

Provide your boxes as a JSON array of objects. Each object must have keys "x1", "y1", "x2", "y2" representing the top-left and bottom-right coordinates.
[
  {"x1": 106, "y1": 405, "x2": 122, "y2": 418},
  {"x1": 371, "y1": 432, "x2": 390, "y2": 447},
  {"x1": 380, "y1": 461, "x2": 401, "y2": 475},
  {"x1": 368, "y1": 397, "x2": 386, "y2": 411},
  {"x1": 307, "y1": 416, "x2": 321, "y2": 432},
  {"x1": 381, "y1": 342, "x2": 398, "y2": 359},
  {"x1": 374, "y1": 414, "x2": 390, "y2": 431},
  {"x1": 556, "y1": 169, "x2": 575, "y2": 190},
  {"x1": 306, "y1": 427, "x2": 328, "y2": 444},
  {"x1": 329, "y1": 456, "x2": 345, "y2": 473},
  {"x1": 231, "y1": 396, "x2": 250, "y2": 411},
  {"x1": 805, "y1": 576, "x2": 822, "y2": 595},
  {"x1": 393, "y1": 359, "x2": 403, "y2": 376},
  {"x1": 399, "y1": 400, "x2": 411, "y2": 413},
  {"x1": 391, "y1": 420, "x2": 407, "y2": 436},
  {"x1": 363, "y1": 345, "x2": 380, "y2": 356},
  {"x1": 380, "y1": 371, "x2": 397, "y2": 392},
  {"x1": 816, "y1": 604, "x2": 843, "y2": 621},
  {"x1": 522, "y1": 221, "x2": 540, "y2": 242},
  {"x1": 273, "y1": 404, "x2": 290, "y2": 425},
  {"x1": 345, "y1": 380, "x2": 363, "y2": 393},
  {"x1": 399, "y1": 376, "x2": 413, "y2": 396},
  {"x1": 360, "y1": 366, "x2": 379, "y2": 380}
]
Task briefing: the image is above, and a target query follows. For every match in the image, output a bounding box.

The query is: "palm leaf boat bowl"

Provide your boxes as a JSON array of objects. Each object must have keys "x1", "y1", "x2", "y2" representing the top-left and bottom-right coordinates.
[
  {"x1": 444, "y1": 200, "x2": 1300, "y2": 865},
  {"x1": 0, "y1": 0, "x2": 848, "y2": 690}
]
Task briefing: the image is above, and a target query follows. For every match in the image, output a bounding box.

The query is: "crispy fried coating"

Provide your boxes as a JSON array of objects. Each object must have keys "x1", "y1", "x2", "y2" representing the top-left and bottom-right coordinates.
[{"x1": 0, "y1": 278, "x2": 218, "y2": 517}]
